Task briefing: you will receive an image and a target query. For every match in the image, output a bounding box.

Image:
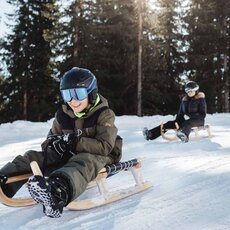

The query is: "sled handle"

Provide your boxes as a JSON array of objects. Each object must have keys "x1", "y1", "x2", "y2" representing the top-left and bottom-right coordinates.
[{"x1": 30, "y1": 161, "x2": 43, "y2": 176}]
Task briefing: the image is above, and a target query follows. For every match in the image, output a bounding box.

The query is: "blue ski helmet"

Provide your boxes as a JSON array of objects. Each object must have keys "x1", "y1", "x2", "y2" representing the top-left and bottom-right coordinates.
[{"x1": 60, "y1": 67, "x2": 98, "y2": 103}]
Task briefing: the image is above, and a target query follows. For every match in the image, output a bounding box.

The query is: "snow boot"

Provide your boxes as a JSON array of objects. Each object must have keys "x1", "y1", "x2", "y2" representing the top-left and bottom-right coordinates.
[
  {"x1": 142, "y1": 127, "x2": 150, "y2": 140},
  {"x1": 28, "y1": 175, "x2": 69, "y2": 218},
  {"x1": 143, "y1": 125, "x2": 161, "y2": 140},
  {"x1": 0, "y1": 175, "x2": 7, "y2": 185},
  {"x1": 0, "y1": 175, "x2": 14, "y2": 198},
  {"x1": 176, "y1": 131, "x2": 188, "y2": 143}
]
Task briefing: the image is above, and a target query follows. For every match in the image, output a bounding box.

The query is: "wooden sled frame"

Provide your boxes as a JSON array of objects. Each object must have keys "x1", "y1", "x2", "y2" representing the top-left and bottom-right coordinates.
[
  {"x1": 161, "y1": 123, "x2": 212, "y2": 141},
  {"x1": 0, "y1": 158, "x2": 152, "y2": 210},
  {"x1": 160, "y1": 122, "x2": 179, "y2": 141}
]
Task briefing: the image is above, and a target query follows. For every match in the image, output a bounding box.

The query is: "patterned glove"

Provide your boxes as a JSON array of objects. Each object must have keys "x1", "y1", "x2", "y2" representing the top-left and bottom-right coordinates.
[{"x1": 49, "y1": 133, "x2": 76, "y2": 157}]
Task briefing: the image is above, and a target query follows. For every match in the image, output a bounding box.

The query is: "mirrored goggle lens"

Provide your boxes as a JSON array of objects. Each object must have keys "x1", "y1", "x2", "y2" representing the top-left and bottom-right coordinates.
[
  {"x1": 61, "y1": 88, "x2": 88, "y2": 102},
  {"x1": 185, "y1": 88, "x2": 195, "y2": 93}
]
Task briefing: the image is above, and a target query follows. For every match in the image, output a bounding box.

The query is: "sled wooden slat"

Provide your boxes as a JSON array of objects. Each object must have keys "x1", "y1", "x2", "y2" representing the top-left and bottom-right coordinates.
[
  {"x1": 160, "y1": 122, "x2": 179, "y2": 141},
  {"x1": 0, "y1": 187, "x2": 36, "y2": 207},
  {"x1": 67, "y1": 158, "x2": 151, "y2": 210},
  {"x1": 0, "y1": 173, "x2": 35, "y2": 207},
  {"x1": 5, "y1": 173, "x2": 33, "y2": 184},
  {"x1": 191, "y1": 124, "x2": 212, "y2": 138},
  {"x1": 0, "y1": 188, "x2": 36, "y2": 207},
  {"x1": 67, "y1": 181, "x2": 152, "y2": 210}
]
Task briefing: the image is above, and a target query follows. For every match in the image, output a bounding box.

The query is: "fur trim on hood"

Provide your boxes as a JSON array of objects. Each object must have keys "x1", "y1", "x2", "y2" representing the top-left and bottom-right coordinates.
[{"x1": 182, "y1": 92, "x2": 205, "y2": 101}]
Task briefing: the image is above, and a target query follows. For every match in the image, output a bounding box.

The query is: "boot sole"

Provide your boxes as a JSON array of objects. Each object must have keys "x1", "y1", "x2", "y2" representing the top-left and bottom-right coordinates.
[
  {"x1": 176, "y1": 133, "x2": 188, "y2": 142},
  {"x1": 28, "y1": 176, "x2": 62, "y2": 218},
  {"x1": 142, "y1": 127, "x2": 149, "y2": 140}
]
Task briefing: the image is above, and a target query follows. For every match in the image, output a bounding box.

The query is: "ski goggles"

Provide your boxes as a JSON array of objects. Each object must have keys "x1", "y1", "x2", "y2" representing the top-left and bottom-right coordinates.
[
  {"x1": 185, "y1": 87, "x2": 198, "y2": 93},
  {"x1": 61, "y1": 88, "x2": 88, "y2": 102},
  {"x1": 185, "y1": 88, "x2": 195, "y2": 93}
]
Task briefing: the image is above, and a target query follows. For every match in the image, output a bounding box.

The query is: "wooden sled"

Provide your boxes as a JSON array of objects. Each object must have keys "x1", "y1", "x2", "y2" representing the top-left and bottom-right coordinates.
[
  {"x1": 160, "y1": 122, "x2": 179, "y2": 141},
  {"x1": 0, "y1": 173, "x2": 35, "y2": 207},
  {"x1": 161, "y1": 123, "x2": 212, "y2": 141},
  {"x1": 0, "y1": 158, "x2": 152, "y2": 210}
]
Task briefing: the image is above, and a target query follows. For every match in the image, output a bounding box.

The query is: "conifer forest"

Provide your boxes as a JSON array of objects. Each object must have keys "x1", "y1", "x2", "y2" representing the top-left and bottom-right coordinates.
[{"x1": 0, "y1": 0, "x2": 229, "y2": 122}]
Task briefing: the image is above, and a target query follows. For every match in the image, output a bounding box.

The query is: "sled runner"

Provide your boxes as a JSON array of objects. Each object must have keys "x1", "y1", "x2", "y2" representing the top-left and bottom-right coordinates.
[
  {"x1": 160, "y1": 123, "x2": 212, "y2": 141},
  {"x1": 0, "y1": 158, "x2": 152, "y2": 210},
  {"x1": 0, "y1": 173, "x2": 36, "y2": 207}
]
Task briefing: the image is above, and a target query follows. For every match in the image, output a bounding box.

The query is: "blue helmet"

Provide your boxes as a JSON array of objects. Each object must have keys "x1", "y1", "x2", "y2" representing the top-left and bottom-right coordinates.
[{"x1": 60, "y1": 67, "x2": 98, "y2": 103}]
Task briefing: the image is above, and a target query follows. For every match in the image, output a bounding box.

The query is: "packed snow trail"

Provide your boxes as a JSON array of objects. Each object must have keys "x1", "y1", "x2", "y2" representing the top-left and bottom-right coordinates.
[{"x1": 0, "y1": 114, "x2": 230, "y2": 230}]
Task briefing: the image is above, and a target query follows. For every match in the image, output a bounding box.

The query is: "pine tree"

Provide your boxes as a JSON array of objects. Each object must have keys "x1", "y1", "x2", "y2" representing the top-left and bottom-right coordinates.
[
  {"x1": 91, "y1": 0, "x2": 139, "y2": 115},
  {"x1": 59, "y1": 0, "x2": 140, "y2": 115},
  {"x1": 58, "y1": 0, "x2": 185, "y2": 116},
  {"x1": 141, "y1": 0, "x2": 183, "y2": 115},
  {"x1": 184, "y1": 0, "x2": 230, "y2": 113},
  {"x1": 0, "y1": 0, "x2": 60, "y2": 122}
]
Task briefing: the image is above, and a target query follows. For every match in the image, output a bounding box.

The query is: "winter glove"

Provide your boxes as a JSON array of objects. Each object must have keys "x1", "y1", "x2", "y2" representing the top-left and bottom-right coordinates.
[
  {"x1": 0, "y1": 175, "x2": 8, "y2": 186},
  {"x1": 49, "y1": 133, "x2": 76, "y2": 157}
]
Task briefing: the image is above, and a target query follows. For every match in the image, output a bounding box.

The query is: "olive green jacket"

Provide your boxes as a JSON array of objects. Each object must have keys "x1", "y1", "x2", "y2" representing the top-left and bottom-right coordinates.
[{"x1": 43, "y1": 95, "x2": 122, "y2": 163}]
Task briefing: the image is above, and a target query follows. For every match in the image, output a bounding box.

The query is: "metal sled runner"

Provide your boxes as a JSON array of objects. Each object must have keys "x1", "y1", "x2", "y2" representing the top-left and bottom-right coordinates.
[{"x1": 0, "y1": 158, "x2": 152, "y2": 210}]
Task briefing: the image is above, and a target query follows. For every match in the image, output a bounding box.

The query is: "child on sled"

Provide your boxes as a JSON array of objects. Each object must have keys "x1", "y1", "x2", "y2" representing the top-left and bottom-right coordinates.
[
  {"x1": 143, "y1": 81, "x2": 207, "y2": 143},
  {"x1": 0, "y1": 67, "x2": 122, "y2": 218}
]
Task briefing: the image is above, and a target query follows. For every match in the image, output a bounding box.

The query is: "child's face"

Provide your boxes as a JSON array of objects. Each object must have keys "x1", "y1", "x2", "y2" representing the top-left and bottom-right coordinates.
[
  {"x1": 187, "y1": 90, "x2": 196, "y2": 97},
  {"x1": 67, "y1": 97, "x2": 89, "y2": 112}
]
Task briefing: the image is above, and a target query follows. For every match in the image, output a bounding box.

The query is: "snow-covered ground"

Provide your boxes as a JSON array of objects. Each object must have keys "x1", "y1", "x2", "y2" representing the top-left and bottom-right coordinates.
[{"x1": 0, "y1": 113, "x2": 230, "y2": 230}]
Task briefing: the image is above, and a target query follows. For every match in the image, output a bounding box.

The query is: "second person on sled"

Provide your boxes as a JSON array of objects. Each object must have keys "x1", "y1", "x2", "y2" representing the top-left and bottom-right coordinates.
[{"x1": 143, "y1": 81, "x2": 207, "y2": 143}]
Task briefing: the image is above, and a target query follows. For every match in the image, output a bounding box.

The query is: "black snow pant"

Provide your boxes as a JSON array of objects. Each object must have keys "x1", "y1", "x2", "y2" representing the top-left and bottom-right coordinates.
[
  {"x1": 148, "y1": 118, "x2": 205, "y2": 140},
  {"x1": 180, "y1": 119, "x2": 204, "y2": 137}
]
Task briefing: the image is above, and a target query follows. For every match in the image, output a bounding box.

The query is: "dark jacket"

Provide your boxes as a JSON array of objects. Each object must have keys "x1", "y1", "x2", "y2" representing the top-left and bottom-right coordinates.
[
  {"x1": 42, "y1": 95, "x2": 122, "y2": 163},
  {"x1": 176, "y1": 92, "x2": 207, "y2": 121}
]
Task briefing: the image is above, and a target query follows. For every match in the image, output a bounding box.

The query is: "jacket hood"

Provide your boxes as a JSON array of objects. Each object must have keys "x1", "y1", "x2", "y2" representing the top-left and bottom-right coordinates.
[{"x1": 182, "y1": 92, "x2": 205, "y2": 101}]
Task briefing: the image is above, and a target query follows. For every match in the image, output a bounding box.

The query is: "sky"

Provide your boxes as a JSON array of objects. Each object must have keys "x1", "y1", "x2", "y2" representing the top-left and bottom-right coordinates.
[
  {"x1": 0, "y1": 0, "x2": 69, "y2": 38},
  {"x1": 0, "y1": 113, "x2": 230, "y2": 230},
  {"x1": 0, "y1": 0, "x2": 164, "y2": 38},
  {"x1": 0, "y1": 0, "x2": 13, "y2": 38}
]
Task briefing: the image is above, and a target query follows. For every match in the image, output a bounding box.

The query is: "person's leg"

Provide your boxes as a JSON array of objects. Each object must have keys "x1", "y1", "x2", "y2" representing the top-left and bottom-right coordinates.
[
  {"x1": 0, "y1": 150, "x2": 44, "y2": 197},
  {"x1": 181, "y1": 119, "x2": 204, "y2": 137},
  {"x1": 27, "y1": 153, "x2": 112, "y2": 217},
  {"x1": 143, "y1": 125, "x2": 161, "y2": 140},
  {"x1": 0, "y1": 149, "x2": 63, "y2": 197},
  {"x1": 163, "y1": 121, "x2": 179, "y2": 130},
  {"x1": 50, "y1": 153, "x2": 113, "y2": 202},
  {"x1": 144, "y1": 120, "x2": 181, "y2": 141}
]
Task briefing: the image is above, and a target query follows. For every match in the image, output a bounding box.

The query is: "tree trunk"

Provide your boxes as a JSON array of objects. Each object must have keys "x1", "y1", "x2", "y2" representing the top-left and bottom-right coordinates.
[
  {"x1": 137, "y1": 0, "x2": 143, "y2": 116},
  {"x1": 23, "y1": 90, "x2": 27, "y2": 120},
  {"x1": 223, "y1": 54, "x2": 229, "y2": 112},
  {"x1": 222, "y1": 16, "x2": 229, "y2": 113},
  {"x1": 73, "y1": 0, "x2": 83, "y2": 66}
]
